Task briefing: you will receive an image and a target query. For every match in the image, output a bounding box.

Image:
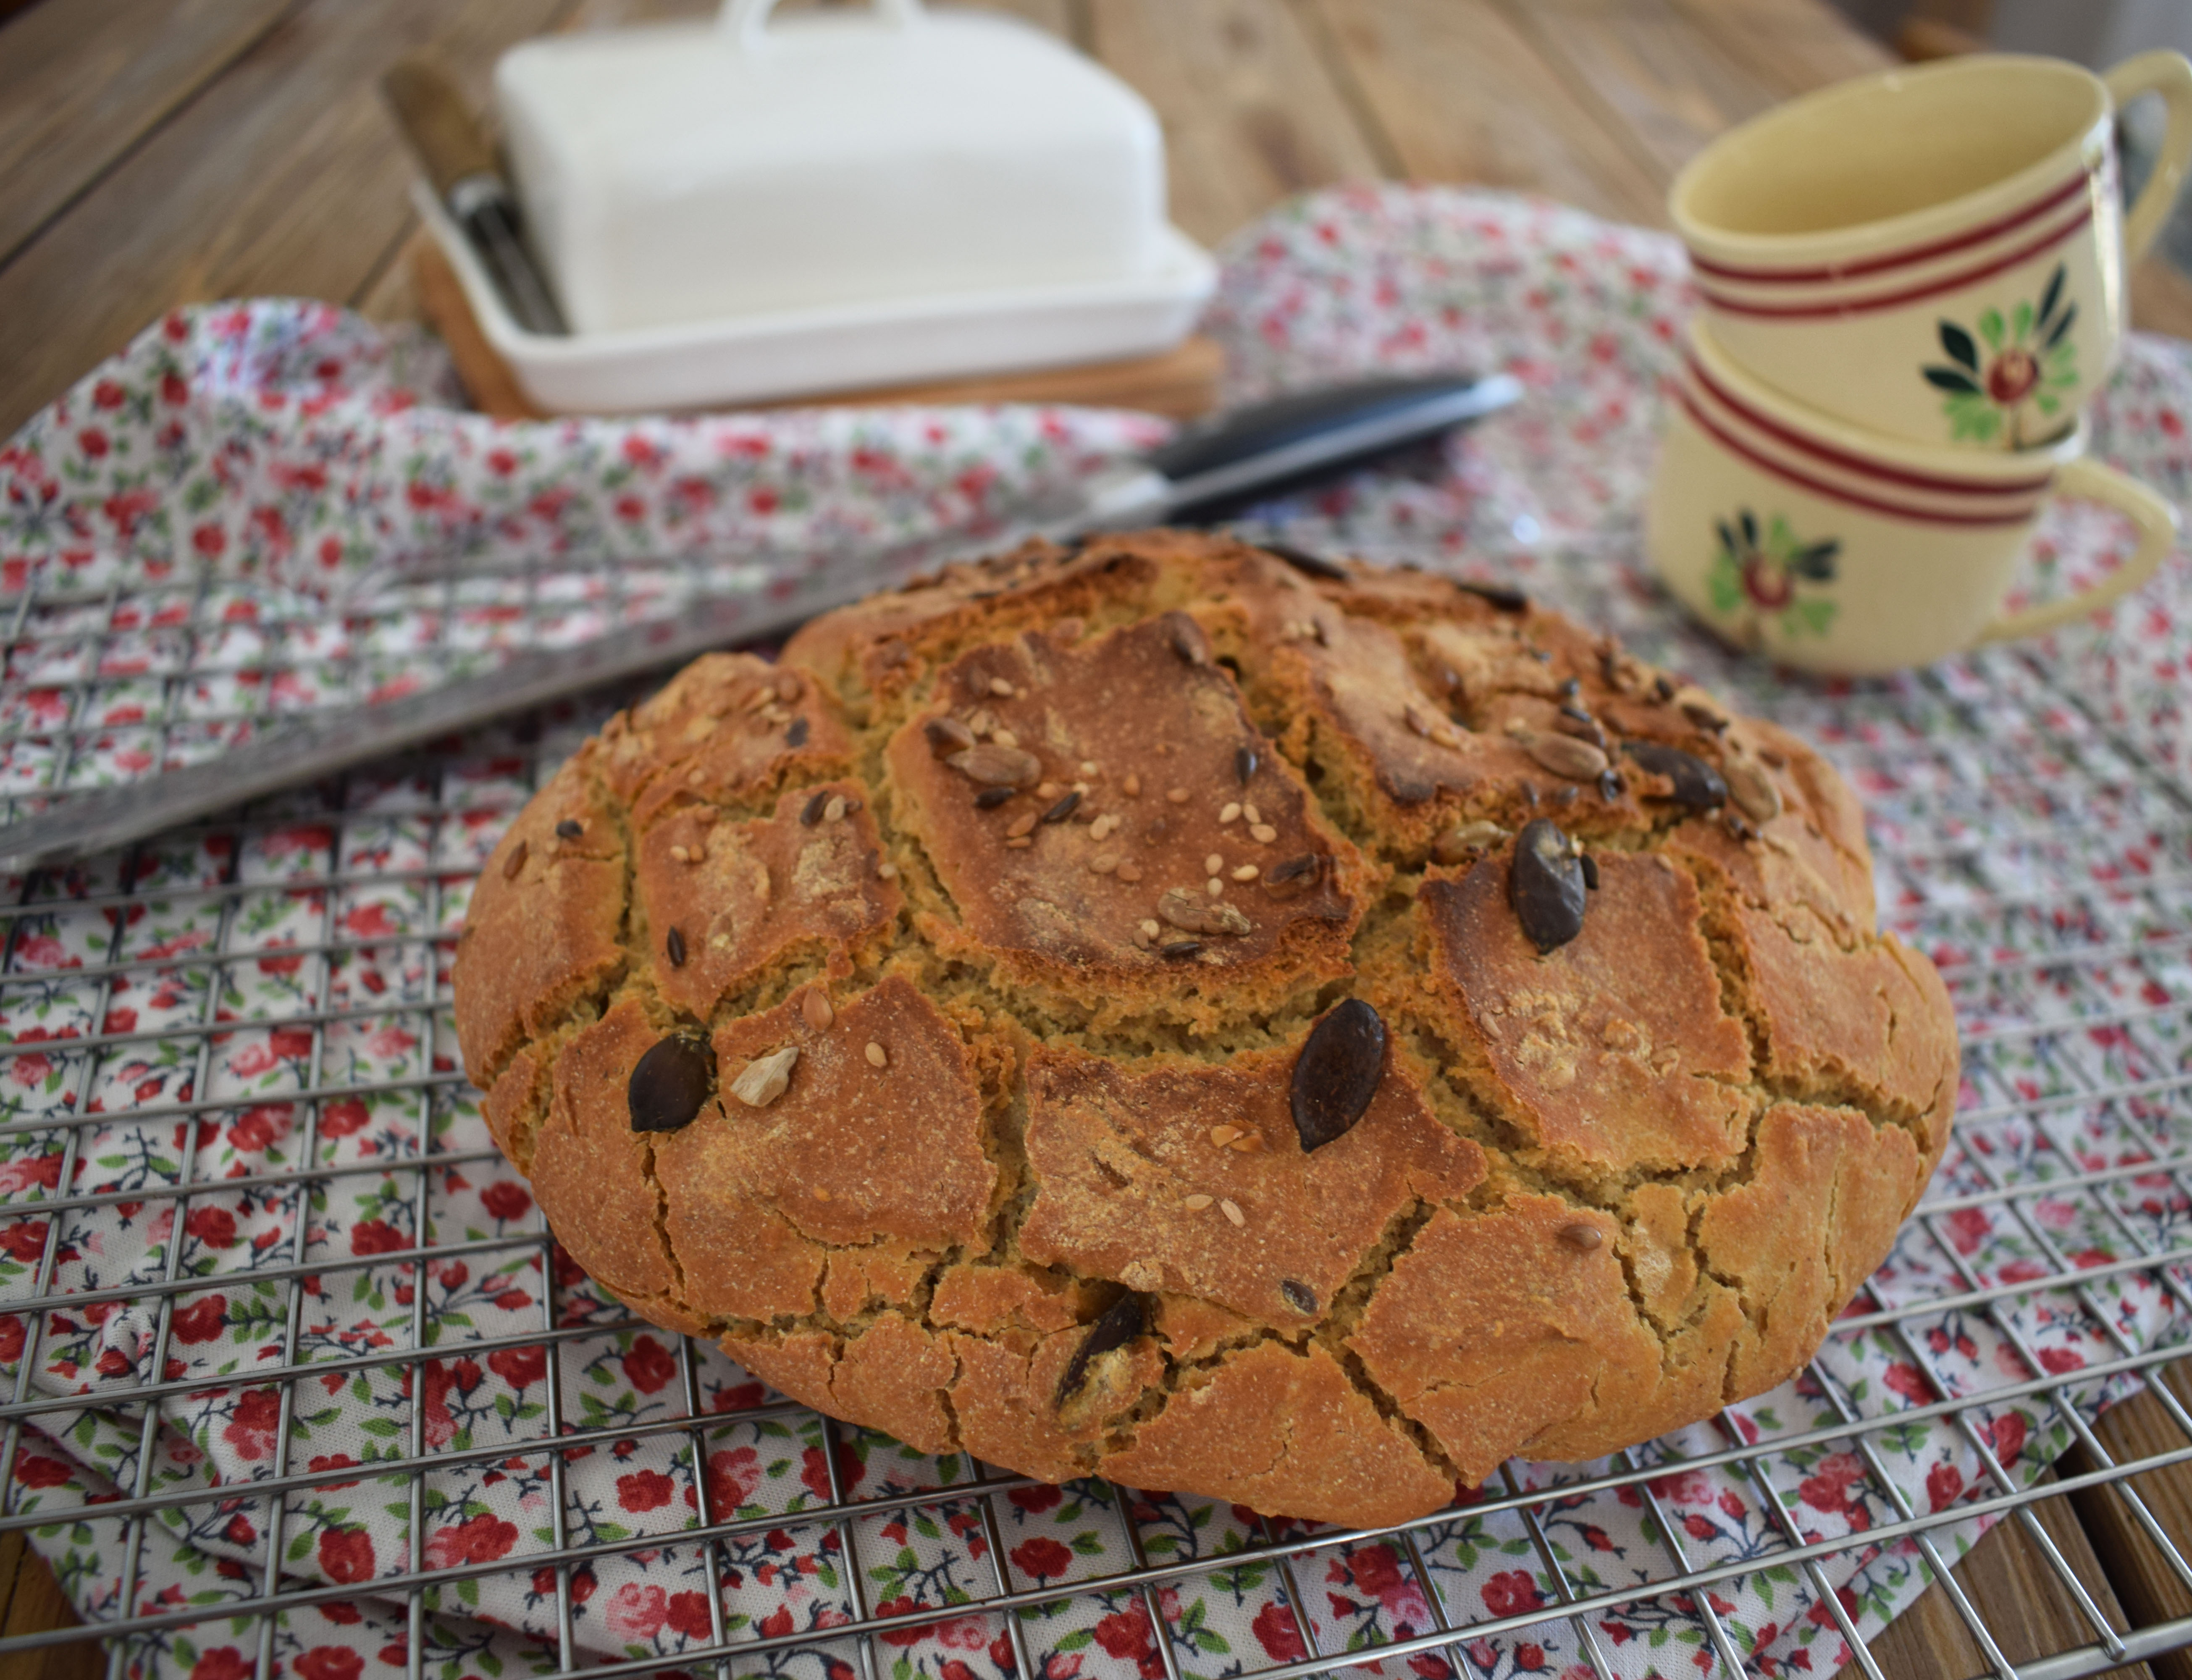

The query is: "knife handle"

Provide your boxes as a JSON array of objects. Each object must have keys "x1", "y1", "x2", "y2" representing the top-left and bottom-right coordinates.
[
  {"x1": 1148, "y1": 373, "x2": 1521, "y2": 525},
  {"x1": 384, "y1": 52, "x2": 569, "y2": 336},
  {"x1": 1145, "y1": 375, "x2": 1493, "y2": 480},
  {"x1": 382, "y1": 54, "x2": 497, "y2": 199}
]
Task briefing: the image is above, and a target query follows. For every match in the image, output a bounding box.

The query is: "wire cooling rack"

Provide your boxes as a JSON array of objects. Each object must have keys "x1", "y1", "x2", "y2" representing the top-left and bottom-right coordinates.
[{"x1": 0, "y1": 541, "x2": 2189, "y2": 1680}]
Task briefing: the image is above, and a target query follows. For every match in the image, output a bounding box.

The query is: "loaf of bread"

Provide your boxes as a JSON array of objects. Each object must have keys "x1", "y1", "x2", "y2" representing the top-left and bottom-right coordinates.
[{"x1": 453, "y1": 528, "x2": 1957, "y2": 1527}]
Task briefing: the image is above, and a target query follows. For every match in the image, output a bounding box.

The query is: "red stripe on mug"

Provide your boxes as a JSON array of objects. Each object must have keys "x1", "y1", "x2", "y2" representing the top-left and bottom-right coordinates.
[
  {"x1": 1694, "y1": 200, "x2": 2095, "y2": 319},
  {"x1": 1686, "y1": 355, "x2": 2056, "y2": 498},
  {"x1": 1687, "y1": 171, "x2": 2091, "y2": 286},
  {"x1": 1675, "y1": 391, "x2": 2044, "y2": 528}
]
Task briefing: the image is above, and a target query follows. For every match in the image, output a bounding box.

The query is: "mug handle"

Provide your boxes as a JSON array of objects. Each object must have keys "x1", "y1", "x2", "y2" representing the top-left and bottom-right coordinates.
[
  {"x1": 1978, "y1": 456, "x2": 2178, "y2": 643},
  {"x1": 2105, "y1": 50, "x2": 2192, "y2": 265}
]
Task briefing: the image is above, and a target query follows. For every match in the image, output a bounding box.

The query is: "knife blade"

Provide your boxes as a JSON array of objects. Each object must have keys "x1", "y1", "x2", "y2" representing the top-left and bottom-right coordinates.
[
  {"x1": 383, "y1": 55, "x2": 567, "y2": 336},
  {"x1": 0, "y1": 371, "x2": 1518, "y2": 875}
]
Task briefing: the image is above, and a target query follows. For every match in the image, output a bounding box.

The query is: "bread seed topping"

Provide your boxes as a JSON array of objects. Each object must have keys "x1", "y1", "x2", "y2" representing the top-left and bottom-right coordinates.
[
  {"x1": 1433, "y1": 821, "x2": 1507, "y2": 866},
  {"x1": 1626, "y1": 742, "x2": 1728, "y2": 810},
  {"x1": 1725, "y1": 754, "x2": 1782, "y2": 823},
  {"x1": 1526, "y1": 732, "x2": 1609, "y2": 782},
  {"x1": 1261, "y1": 539, "x2": 1347, "y2": 580},
  {"x1": 1057, "y1": 1290, "x2": 1149, "y2": 1404},
  {"x1": 1455, "y1": 578, "x2": 1528, "y2": 612},
  {"x1": 948, "y1": 743, "x2": 1041, "y2": 788},
  {"x1": 630, "y1": 1035, "x2": 717, "y2": 1130},
  {"x1": 1291, "y1": 999, "x2": 1387, "y2": 1152},
  {"x1": 925, "y1": 716, "x2": 977, "y2": 756},
  {"x1": 1510, "y1": 818, "x2": 1587, "y2": 953},
  {"x1": 727, "y1": 1044, "x2": 798, "y2": 1109}
]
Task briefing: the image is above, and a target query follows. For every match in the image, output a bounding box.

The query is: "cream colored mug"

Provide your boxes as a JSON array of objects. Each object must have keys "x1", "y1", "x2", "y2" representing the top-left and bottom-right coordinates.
[
  {"x1": 1648, "y1": 321, "x2": 2176, "y2": 675},
  {"x1": 1671, "y1": 51, "x2": 2192, "y2": 449}
]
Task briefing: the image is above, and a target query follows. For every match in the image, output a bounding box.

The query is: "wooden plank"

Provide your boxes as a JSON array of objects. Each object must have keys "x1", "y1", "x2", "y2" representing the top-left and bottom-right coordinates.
[
  {"x1": 0, "y1": 1524, "x2": 23, "y2": 1633},
  {"x1": 0, "y1": 1543, "x2": 102, "y2": 1680},
  {"x1": 0, "y1": 0, "x2": 295, "y2": 269},
  {"x1": 0, "y1": 0, "x2": 575, "y2": 439},
  {"x1": 1487, "y1": 0, "x2": 1785, "y2": 188},
  {"x1": 2134, "y1": 255, "x2": 2192, "y2": 343},
  {"x1": 1661, "y1": 0, "x2": 1891, "y2": 98},
  {"x1": 1083, "y1": 0, "x2": 1387, "y2": 249},
  {"x1": 351, "y1": 227, "x2": 424, "y2": 323},
  {"x1": 2060, "y1": 1362, "x2": 2192, "y2": 1680},
  {"x1": 1300, "y1": 0, "x2": 1668, "y2": 226},
  {"x1": 1842, "y1": 1471, "x2": 2150, "y2": 1680}
]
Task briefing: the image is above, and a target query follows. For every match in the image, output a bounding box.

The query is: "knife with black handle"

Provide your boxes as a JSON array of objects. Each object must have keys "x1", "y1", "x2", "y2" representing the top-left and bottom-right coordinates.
[
  {"x1": 383, "y1": 55, "x2": 567, "y2": 336},
  {"x1": 0, "y1": 371, "x2": 1518, "y2": 874}
]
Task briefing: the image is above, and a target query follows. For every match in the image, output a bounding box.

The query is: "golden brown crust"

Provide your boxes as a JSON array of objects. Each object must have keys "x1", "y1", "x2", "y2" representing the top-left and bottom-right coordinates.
[
  {"x1": 452, "y1": 745, "x2": 627, "y2": 1089},
  {"x1": 1347, "y1": 1196, "x2": 1664, "y2": 1485},
  {"x1": 483, "y1": 1044, "x2": 550, "y2": 1170},
  {"x1": 703, "y1": 976, "x2": 998, "y2": 1253},
  {"x1": 738, "y1": 1318, "x2": 963, "y2": 1458},
  {"x1": 635, "y1": 780, "x2": 901, "y2": 1018},
  {"x1": 1419, "y1": 850, "x2": 1753, "y2": 1173},
  {"x1": 1019, "y1": 1042, "x2": 1484, "y2": 1325},
  {"x1": 604, "y1": 652, "x2": 856, "y2": 822},
  {"x1": 1100, "y1": 1339, "x2": 1456, "y2": 1525},
  {"x1": 1722, "y1": 899, "x2": 1957, "y2": 1145},
  {"x1": 882, "y1": 612, "x2": 1365, "y2": 1023},
  {"x1": 1695, "y1": 1102, "x2": 1922, "y2": 1395},
  {"x1": 456, "y1": 528, "x2": 1959, "y2": 1530},
  {"x1": 650, "y1": 976, "x2": 1000, "y2": 1323},
  {"x1": 946, "y1": 1321, "x2": 1167, "y2": 1483},
  {"x1": 531, "y1": 1001, "x2": 683, "y2": 1309}
]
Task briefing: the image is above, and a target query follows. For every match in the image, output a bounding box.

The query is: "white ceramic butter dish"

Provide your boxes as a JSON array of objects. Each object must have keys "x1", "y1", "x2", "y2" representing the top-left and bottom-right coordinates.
[
  {"x1": 416, "y1": 184, "x2": 1215, "y2": 413},
  {"x1": 496, "y1": 0, "x2": 1188, "y2": 335}
]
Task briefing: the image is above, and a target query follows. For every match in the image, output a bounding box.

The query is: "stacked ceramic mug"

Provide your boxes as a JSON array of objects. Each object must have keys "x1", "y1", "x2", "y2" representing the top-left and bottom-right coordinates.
[{"x1": 1646, "y1": 51, "x2": 2192, "y2": 675}]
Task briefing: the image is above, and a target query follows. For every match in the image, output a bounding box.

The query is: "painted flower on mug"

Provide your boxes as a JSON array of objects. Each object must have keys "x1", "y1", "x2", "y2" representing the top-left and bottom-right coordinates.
[
  {"x1": 1706, "y1": 509, "x2": 1839, "y2": 643},
  {"x1": 1922, "y1": 263, "x2": 2079, "y2": 447}
]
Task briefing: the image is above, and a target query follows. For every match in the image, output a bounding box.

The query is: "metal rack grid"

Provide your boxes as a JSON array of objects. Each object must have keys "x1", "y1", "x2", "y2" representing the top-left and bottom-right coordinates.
[{"x1": 0, "y1": 545, "x2": 2186, "y2": 1680}]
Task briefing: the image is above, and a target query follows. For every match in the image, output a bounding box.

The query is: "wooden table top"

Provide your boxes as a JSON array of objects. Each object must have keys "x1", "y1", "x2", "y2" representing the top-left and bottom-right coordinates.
[{"x1": 4, "y1": 3, "x2": 2192, "y2": 1677}]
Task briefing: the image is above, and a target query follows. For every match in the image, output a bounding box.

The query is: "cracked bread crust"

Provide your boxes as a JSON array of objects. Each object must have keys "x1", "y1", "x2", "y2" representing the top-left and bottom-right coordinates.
[{"x1": 451, "y1": 528, "x2": 1959, "y2": 1527}]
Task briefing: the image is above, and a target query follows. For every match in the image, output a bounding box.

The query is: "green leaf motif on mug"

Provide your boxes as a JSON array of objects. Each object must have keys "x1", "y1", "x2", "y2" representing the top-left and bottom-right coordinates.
[
  {"x1": 1706, "y1": 509, "x2": 1839, "y2": 645},
  {"x1": 1922, "y1": 262, "x2": 2078, "y2": 446}
]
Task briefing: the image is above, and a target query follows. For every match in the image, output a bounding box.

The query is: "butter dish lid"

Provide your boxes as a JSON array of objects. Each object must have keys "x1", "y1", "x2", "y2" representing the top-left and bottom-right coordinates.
[{"x1": 496, "y1": 0, "x2": 1179, "y2": 336}]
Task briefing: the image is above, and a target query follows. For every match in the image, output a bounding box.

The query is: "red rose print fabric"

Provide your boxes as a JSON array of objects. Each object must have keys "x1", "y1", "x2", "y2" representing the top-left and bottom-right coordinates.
[{"x1": 3, "y1": 185, "x2": 2191, "y2": 1680}]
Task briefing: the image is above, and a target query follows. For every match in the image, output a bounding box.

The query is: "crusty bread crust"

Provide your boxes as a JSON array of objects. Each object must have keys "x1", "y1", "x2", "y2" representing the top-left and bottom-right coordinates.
[{"x1": 452, "y1": 529, "x2": 1958, "y2": 1525}]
